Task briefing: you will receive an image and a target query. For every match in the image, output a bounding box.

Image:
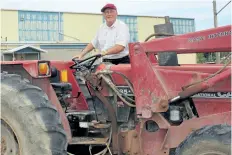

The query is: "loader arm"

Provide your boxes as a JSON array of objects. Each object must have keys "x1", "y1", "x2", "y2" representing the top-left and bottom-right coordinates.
[{"x1": 129, "y1": 25, "x2": 231, "y2": 117}]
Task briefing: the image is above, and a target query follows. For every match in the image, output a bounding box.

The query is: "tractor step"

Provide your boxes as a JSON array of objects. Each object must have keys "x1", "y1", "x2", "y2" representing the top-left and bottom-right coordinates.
[
  {"x1": 66, "y1": 110, "x2": 96, "y2": 118},
  {"x1": 79, "y1": 121, "x2": 111, "y2": 129},
  {"x1": 69, "y1": 137, "x2": 109, "y2": 145}
]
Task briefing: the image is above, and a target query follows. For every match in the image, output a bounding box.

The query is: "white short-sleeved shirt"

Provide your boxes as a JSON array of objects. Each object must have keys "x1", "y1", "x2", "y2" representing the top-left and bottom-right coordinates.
[{"x1": 91, "y1": 19, "x2": 130, "y2": 59}]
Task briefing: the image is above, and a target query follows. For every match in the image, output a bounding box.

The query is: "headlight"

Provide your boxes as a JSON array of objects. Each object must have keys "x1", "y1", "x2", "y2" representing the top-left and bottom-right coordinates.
[{"x1": 38, "y1": 61, "x2": 50, "y2": 76}]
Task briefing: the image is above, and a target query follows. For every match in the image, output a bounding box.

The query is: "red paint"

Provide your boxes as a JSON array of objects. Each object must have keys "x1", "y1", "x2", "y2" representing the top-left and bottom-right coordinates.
[
  {"x1": 147, "y1": 53, "x2": 158, "y2": 63},
  {"x1": 104, "y1": 62, "x2": 231, "y2": 117},
  {"x1": 134, "y1": 111, "x2": 231, "y2": 154},
  {"x1": 1, "y1": 61, "x2": 72, "y2": 142},
  {"x1": 125, "y1": 25, "x2": 231, "y2": 154},
  {"x1": 50, "y1": 61, "x2": 89, "y2": 110},
  {"x1": 194, "y1": 100, "x2": 231, "y2": 116},
  {"x1": 108, "y1": 64, "x2": 132, "y2": 85},
  {"x1": 2, "y1": 60, "x2": 39, "y2": 77},
  {"x1": 127, "y1": 25, "x2": 231, "y2": 116},
  {"x1": 142, "y1": 25, "x2": 231, "y2": 54},
  {"x1": 1, "y1": 60, "x2": 53, "y2": 78},
  {"x1": 1, "y1": 25, "x2": 231, "y2": 153},
  {"x1": 166, "y1": 111, "x2": 231, "y2": 148},
  {"x1": 140, "y1": 129, "x2": 168, "y2": 155}
]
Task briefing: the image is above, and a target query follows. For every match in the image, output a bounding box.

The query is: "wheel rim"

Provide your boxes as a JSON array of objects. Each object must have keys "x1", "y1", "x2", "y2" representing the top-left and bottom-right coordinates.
[
  {"x1": 1, "y1": 119, "x2": 20, "y2": 155},
  {"x1": 200, "y1": 152, "x2": 227, "y2": 155}
]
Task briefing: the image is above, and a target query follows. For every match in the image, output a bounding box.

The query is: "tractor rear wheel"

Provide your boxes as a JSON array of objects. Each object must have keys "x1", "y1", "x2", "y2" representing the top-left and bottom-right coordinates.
[
  {"x1": 175, "y1": 124, "x2": 231, "y2": 155},
  {"x1": 0, "y1": 73, "x2": 68, "y2": 155}
]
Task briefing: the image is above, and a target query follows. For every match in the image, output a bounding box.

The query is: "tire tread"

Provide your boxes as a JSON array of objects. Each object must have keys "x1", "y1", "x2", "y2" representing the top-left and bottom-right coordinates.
[{"x1": 1, "y1": 72, "x2": 68, "y2": 155}]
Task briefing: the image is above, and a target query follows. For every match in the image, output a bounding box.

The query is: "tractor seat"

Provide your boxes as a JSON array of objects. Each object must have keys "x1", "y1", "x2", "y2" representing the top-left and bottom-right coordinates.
[{"x1": 51, "y1": 82, "x2": 72, "y2": 92}]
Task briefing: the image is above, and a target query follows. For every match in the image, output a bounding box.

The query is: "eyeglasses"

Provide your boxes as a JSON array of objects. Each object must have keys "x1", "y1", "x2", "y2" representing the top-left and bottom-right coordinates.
[{"x1": 104, "y1": 9, "x2": 116, "y2": 14}]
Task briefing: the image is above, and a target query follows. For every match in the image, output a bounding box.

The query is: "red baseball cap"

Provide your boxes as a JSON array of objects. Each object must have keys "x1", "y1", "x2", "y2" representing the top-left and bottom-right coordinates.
[{"x1": 101, "y1": 3, "x2": 117, "y2": 12}]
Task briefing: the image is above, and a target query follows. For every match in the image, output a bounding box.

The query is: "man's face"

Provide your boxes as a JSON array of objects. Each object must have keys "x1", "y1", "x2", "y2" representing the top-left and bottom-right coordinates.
[{"x1": 103, "y1": 8, "x2": 117, "y2": 24}]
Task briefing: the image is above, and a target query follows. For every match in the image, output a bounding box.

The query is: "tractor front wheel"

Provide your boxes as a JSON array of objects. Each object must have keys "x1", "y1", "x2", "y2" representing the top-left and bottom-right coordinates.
[
  {"x1": 175, "y1": 124, "x2": 231, "y2": 155},
  {"x1": 0, "y1": 73, "x2": 68, "y2": 155},
  {"x1": 1, "y1": 119, "x2": 19, "y2": 155}
]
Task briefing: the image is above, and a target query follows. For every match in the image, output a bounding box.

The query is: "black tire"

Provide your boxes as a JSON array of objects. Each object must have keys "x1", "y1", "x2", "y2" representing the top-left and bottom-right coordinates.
[
  {"x1": 1, "y1": 72, "x2": 68, "y2": 155},
  {"x1": 175, "y1": 124, "x2": 231, "y2": 155}
]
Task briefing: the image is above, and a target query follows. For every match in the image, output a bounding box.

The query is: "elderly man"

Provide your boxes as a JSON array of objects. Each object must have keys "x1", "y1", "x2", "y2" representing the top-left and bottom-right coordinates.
[{"x1": 73, "y1": 3, "x2": 130, "y2": 65}]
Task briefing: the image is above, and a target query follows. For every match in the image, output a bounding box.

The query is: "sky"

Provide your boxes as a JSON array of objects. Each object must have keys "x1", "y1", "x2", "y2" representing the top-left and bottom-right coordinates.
[{"x1": 1, "y1": 0, "x2": 231, "y2": 31}]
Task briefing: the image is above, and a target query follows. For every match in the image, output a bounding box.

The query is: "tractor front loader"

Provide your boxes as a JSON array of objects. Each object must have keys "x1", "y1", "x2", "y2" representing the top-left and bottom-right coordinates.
[{"x1": 1, "y1": 25, "x2": 231, "y2": 155}]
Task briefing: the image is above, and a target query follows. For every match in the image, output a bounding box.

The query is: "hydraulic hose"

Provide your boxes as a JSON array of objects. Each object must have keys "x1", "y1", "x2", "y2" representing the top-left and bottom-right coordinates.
[
  {"x1": 95, "y1": 69, "x2": 136, "y2": 107},
  {"x1": 91, "y1": 124, "x2": 113, "y2": 155},
  {"x1": 97, "y1": 70, "x2": 134, "y2": 96},
  {"x1": 110, "y1": 71, "x2": 134, "y2": 93},
  {"x1": 183, "y1": 53, "x2": 231, "y2": 89},
  {"x1": 107, "y1": 73, "x2": 135, "y2": 102},
  {"x1": 99, "y1": 74, "x2": 136, "y2": 107},
  {"x1": 144, "y1": 33, "x2": 174, "y2": 42},
  {"x1": 170, "y1": 53, "x2": 231, "y2": 103}
]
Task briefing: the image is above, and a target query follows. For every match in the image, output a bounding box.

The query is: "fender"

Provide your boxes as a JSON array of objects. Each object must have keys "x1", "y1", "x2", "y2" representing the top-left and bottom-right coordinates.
[{"x1": 1, "y1": 62, "x2": 72, "y2": 142}]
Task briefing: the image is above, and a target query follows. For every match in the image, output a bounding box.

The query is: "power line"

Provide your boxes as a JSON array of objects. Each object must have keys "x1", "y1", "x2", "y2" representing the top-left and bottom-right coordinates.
[{"x1": 217, "y1": 0, "x2": 231, "y2": 15}]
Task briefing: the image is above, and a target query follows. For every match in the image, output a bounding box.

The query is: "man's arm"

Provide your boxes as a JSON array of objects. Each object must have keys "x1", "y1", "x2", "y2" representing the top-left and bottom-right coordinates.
[
  {"x1": 73, "y1": 43, "x2": 94, "y2": 59},
  {"x1": 80, "y1": 43, "x2": 95, "y2": 56},
  {"x1": 102, "y1": 44, "x2": 125, "y2": 55},
  {"x1": 102, "y1": 23, "x2": 130, "y2": 56}
]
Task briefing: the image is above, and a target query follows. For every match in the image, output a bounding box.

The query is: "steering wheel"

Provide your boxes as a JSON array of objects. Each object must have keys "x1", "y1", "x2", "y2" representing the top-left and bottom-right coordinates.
[{"x1": 70, "y1": 54, "x2": 102, "y2": 71}]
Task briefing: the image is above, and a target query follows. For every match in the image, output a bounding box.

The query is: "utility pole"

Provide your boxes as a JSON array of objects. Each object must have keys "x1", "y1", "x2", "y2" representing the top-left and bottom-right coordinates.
[
  {"x1": 213, "y1": 0, "x2": 220, "y2": 64},
  {"x1": 213, "y1": 0, "x2": 231, "y2": 64}
]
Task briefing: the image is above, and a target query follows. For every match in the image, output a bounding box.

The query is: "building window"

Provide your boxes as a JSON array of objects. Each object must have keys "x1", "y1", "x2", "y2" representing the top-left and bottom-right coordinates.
[
  {"x1": 18, "y1": 11, "x2": 63, "y2": 41},
  {"x1": 118, "y1": 16, "x2": 138, "y2": 42},
  {"x1": 103, "y1": 15, "x2": 138, "y2": 42},
  {"x1": 170, "y1": 18, "x2": 195, "y2": 34}
]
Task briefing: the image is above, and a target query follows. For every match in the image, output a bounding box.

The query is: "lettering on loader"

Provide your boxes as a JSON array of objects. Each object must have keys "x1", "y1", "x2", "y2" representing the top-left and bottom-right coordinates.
[
  {"x1": 117, "y1": 86, "x2": 231, "y2": 99},
  {"x1": 208, "y1": 30, "x2": 231, "y2": 39},
  {"x1": 192, "y1": 92, "x2": 231, "y2": 99},
  {"x1": 188, "y1": 30, "x2": 231, "y2": 43}
]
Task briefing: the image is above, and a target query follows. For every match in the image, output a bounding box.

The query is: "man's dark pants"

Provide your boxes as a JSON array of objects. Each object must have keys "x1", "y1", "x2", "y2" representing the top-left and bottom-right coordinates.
[{"x1": 102, "y1": 55, "x2": 130, "y2": 65}]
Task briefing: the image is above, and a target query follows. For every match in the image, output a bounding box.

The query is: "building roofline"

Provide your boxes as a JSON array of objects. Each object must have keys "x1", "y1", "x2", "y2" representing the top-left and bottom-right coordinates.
[
  {"x1": 1, "y1": 41, "x2": 88, "y2": 46},
  {"x1": 169, "y1": 17, "x2": 195, "y2": 20},
  {"x1": 2, "y1": 45, "x2": 48, "y2": 54},
  {"x1": 1, "y1": 8, "x2": 195, "y2": 20}
]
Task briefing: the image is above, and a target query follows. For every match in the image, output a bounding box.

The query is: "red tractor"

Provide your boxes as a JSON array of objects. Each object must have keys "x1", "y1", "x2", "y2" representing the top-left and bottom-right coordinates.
[{"x1": 1, "y1": 25, "x2": 231, "y2": 155}]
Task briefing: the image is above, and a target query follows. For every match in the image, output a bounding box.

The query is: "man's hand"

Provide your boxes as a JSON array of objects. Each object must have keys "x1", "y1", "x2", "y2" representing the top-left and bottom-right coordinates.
[
  {"x1": 101, "y1": 50, "x2": 108, "y2": 56},
  {"x1": 72, "y1": 53, "x2": 84, "y2": 60},
  {"x1": 73, "y1": 43, "x2": 95, "y2": 60}
]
